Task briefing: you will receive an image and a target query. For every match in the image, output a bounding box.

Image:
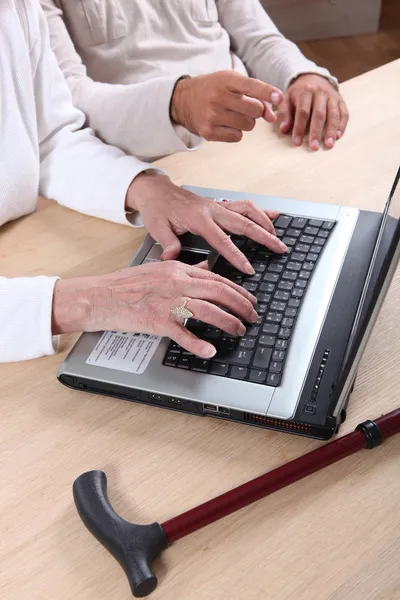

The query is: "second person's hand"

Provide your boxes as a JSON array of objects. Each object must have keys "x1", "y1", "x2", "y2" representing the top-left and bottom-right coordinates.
[{"x1": 126, "y1": 173, "x2": 288, "y2": 275}]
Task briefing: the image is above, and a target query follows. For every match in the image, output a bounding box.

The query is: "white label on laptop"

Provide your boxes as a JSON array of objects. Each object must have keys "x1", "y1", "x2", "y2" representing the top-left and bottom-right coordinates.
[{"x1": 86, "y1": 331, "x2": 161, "y2": 375}]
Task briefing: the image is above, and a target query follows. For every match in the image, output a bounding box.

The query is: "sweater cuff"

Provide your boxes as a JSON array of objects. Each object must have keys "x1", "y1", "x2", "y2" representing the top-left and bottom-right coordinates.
[
  {"x1": 284, "y1": 67, "x2": 339, "y2": 92},
  {"x1": 0, "y1": 276, "x2": 60, "y2": 363}
]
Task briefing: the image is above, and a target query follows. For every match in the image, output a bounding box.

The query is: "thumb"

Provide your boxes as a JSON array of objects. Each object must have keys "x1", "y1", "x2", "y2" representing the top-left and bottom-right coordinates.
[{"x1": 155, "y1": 224, "x2": 182, "y2": 260}]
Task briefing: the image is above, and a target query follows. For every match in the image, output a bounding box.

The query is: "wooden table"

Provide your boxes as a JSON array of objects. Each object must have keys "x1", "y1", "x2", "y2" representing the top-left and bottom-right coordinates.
[{"x1": 1, "y1": 61, "x2": 399, "y2": 600}]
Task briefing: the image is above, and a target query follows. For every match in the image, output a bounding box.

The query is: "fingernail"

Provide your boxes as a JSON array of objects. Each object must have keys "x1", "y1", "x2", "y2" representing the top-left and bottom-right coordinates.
[
  {"x1": 249, "y1": 294, "x2": 257, "y2": 305},
  {"x1": 311, "y1": 139, "x2": 320, "y2": 151},
  {"x1": 280, "y1": 121, "x2": 287, "y2": 132},
  {"x1": 337, "y1": 130, "x2": 343, "y2": 139},
  {"x1": 271, "y1": 227, "x2": 276, "y2": 236},
  {"x1": 278, "y1": 240, "x2": 289, "y2": 253},
  {"x1": 251, "y1": 310, "x2": 258, "y2": 322},
  {"x1": 326, "y1": 137, "x2": 335, "y2": 148},
  {"x1": 294, "y1": 136, "x2": 302, "y2": 146},
  {"x1": 271, "y1": 92, "x2": 281, "y2": 104},
  {"x1": 238, "y1": 324, "x2": 246, "y2": 336},
  {"x1": 206, "y1": 346, "x2": 217, "y2": 358},
  {"x1": 244, "y1": 262, "x2": 255, "y2": 275}
]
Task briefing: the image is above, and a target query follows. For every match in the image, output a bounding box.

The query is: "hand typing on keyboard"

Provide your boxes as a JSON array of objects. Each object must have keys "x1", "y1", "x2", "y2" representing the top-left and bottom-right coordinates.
[{"x1": 164, "y1": 214, "x2": 336, "y2": 386}]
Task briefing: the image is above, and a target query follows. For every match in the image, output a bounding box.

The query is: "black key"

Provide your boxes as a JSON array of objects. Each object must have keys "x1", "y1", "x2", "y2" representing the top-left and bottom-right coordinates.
[
  {"x1": 191, "y1": 358, "x2": 209, "y2": 372},
  {"x1": 246, "y1": 326, "x2": 260, "y2": 337},
  {"x1": 292, "y1": 288, "x2": 304, "y2": 298},
  {"x1": 230, "y1": 366, "x2": 248, "y2": 380},
  {"x1": 322, "y1": 221, "x2": 335, "y2": 230},
  {"x1": 282, "y1": 317, "x2": 294, "y2": 328},
  {"x1": 317, "y1": 230, "x2": 329, "y2": 239},
  {"x1": 231, "y1": 235, "x2": 245, "y2": 246},
  {"x1": 291, "y1": 252, "x2": 306, "y2": 262},
  {"x1": 271, "y1": 254, "x2": 289, "y2": 263},
  {"x1": 249, "y1": 369, "x2": 267, "y2": 384},
  {"x1": 313, "y1": 237, "x2": 326, "y2": 246},
  {"x1": 267, "y1": 372, "x2": 281, "y2": 386},
  {"x1": 253, "y1": 262, "x2": 267, "y2": 273},
  {"x1": 275, "y1": 339, "x2": 288, "y2": 350},
  {"x1": 259, "y1": 335, "x2": 276, "y2": 347},
  {"x1": 282, "y1": 270, "x2": 296, "y2": 281},
  {"x1": 220, "y1": 336, "x2": 237, "y2": 350},
  {"x1": 269, "y1": 361, "x2": 282, "y2": 374},
  {"x1": 169, "y1": 342, "x2": 182, "y2": 354},
  {"x1": 287, "y1": 261, "x2": 302, "y2": 272},
  {"x1": 285, "y1": 307, "x2": 297, "y2": 318},
  {"x1": 295, "y1": 279, "x2": 307, "y2": 289},
  {"x1": 231, "y1": 274, "x2": 243, "y2": 285},
  {"x1": 178, "y1": 356, "x2": 191, "y2": 369},
  {"x1": 239, "y1": 337, "x2": 255, "y2": 349},
  {"x1": 282, "y1": 236, "x2": 297, "y2": 246},
  {"x1": 262, "y1": 323, "x2": 279, "y2": 335},
  {"x1": 287, "y1": 228, "x2": 302, "y2": 237},
  {"x1": 303, "y1": 262, "x2": 314, "y2": 271},
  {"x1": 272, "y1": 350, "x2": 286, "y2": 362},
  {"x1": 270, "y1": 301, "x2": 286, "y2": 312},
  {"x1": 278, "y1": 280, "x2": 294, "y2": 291},
  {"x1": 253, "y1": 347, "x2": 272, "y2": 369},
  {"x1": 209, "y1": 362, "x2": 229, "y2": 376},
  {"x1": 291, "y1": 217, "x2": 308, "y2": 229},
  {"x1": 274, "y1": 215, "x2": 292, "y2": 229},
  {"x1": 260, "y1": 282, "x2": 276, "y2": 293},
  {"x1": 263, "y1": 273, "x2": 279, "y2": 283},
  {"x1": 215, "y1": 349, "x2": 252, "y2": 366},
  {"x1": 266, "y1": 312, "x2": 282, "y2": 324},
  {"x1": 304, "y1": 226, "x2": 319, "y2": 236},
  {"x1": 294, "y1": 244, "x2": 311, "y2": 253},
  {"x1": 306, "y1": 253, "x2": 319, "y2": 262},
  {"x1": 310, "y1": 245, "x2": 322, "y2": 254},
  {"x1": 245, "y1": 273, "x2": 262, "y2": 283},
  {"x1": 256, "y1": 303, "x2": 268, "y2": 315},
  {"x1": 203, "y1": 327, "x2": 221, "y2": 340},
  {"x1": 243, "y1": 282, "x2": 257, "y2": 292},
  {"x1": 278, "y1": 327, "x2": 291, "y2": 339},
  {"x1": 274, "y1": 228, "x2": 285, "y2": 238},
  {"x1": 299, "y1": 235, "x2": 315, "y2": 245},
  {"x1": 308, "y1": 219, "x2": 323, "y2": 228},
  {"x1": 165, "y1": 353, "x2": 179, "y2": 367},
  {"x1": 274, "y1": 290, "x2": 290, "y2": 301},
  {"x1": 182, "y1": 350, "x2": 194, "y2": 357},
  {"x1": 257, "y1": 293, "x2": 271, "y2": 303},
  {"x1": 254, "y1": 250, "x2": 271, "y2": 261},
  {"x1": 268, "y1": 263, "x2": 284, "y2": 274},
  {"x1": 288, "y1": 298, "x2": 300, "y2": 308}
]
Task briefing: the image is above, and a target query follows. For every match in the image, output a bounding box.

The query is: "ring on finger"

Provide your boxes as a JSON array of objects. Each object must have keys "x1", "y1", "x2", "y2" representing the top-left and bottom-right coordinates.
[{"x1": 170, "y1": 298, "x2": 194, "y2": 320}]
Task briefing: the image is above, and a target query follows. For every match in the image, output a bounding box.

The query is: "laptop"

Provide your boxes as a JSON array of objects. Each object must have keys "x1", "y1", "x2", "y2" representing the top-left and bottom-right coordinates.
[{"x1": 58, "y1": 168, "x2": 400, "y2": 440}]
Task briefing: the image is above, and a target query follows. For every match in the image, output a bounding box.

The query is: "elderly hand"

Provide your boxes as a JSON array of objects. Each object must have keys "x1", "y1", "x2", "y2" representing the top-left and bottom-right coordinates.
[
  {"x1": 171, "y1": 71, "x2": 283, "y2": 143},
  {"x1": 276, "y1": 74, "x2": 349, "y2": 151},
  {"x1": 126, "y1": 173, "x2": 287, "y2": 275},
  {"x1": 52, "y1": 261, "x2": 258, "y2": 358}
]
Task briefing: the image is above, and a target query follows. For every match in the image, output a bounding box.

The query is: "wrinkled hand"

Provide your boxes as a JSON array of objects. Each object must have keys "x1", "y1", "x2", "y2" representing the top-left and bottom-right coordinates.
[
  {"x1": 171, "y1": 71, "x2": 283, "y2": 143},
  {"x1": 277, "y1": 74, "x2": 349, "y2": 151},
  {"x1": 126, "y1": 173, "x2": 287, "y2": 275},
  {"x1": 52, "y1": 261, "x2": 258, "y2": 358}
]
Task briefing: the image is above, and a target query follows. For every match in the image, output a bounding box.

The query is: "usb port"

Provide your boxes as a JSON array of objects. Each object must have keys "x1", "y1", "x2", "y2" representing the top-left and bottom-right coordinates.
[
  {"x1": 218, "y1": 407, "x2": 230, "y2": 416},
  {"x1": 203, "y1": 404, "x2": 217, "y2": 412}
]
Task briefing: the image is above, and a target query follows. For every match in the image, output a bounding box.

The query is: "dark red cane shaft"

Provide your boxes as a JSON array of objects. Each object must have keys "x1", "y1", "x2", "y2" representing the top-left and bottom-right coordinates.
[{"x1": 162, "y1": 409, "x2": 400, "y2": 542}]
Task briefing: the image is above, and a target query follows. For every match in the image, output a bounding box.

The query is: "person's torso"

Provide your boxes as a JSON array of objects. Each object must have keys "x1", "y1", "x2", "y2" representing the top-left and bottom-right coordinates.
[
  {"x1": 0, "y1": 0, "x2": 39, "y2": 227},
  {"x1": 56, "y1": 0, "x2": 247, "y2": 84}
]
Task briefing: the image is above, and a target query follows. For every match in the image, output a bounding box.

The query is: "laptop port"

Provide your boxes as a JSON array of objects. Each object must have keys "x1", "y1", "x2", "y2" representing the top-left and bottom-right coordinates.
[
  {"x1": 168, "y1": 398, "x2": 182, "y2": 405},
  {"x1": 149, "y1": 394, "x2": 162, "y2": 401},
  {"x1": 218, "y1": 407, "x2": 230, "y2": 416},
  {"x1": 203, "y1": 404, "x2": 217, "y2": 412}
]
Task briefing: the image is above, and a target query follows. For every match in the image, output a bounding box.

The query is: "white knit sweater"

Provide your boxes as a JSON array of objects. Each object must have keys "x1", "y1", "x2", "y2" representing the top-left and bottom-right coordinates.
[{"x1": 0, "y1": 0, "x2": 158, "y2": 363}]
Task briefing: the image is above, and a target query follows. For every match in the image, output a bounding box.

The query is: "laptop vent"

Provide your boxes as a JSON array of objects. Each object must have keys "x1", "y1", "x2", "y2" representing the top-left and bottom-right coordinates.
[{"x1": 243, "y1": 413, "x2": 312, "y2": 433}]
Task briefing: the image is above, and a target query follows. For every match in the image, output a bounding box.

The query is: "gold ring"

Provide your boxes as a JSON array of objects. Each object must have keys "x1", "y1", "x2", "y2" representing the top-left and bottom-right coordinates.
[{"x1": 171, "y1": 298, "x2": 194, "y2": 320}]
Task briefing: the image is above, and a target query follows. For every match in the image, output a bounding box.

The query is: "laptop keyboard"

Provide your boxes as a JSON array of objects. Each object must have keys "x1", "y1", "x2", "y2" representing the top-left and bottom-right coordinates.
[{"x1": 163, "y1": 214, "x2": 335, "y2": 387}]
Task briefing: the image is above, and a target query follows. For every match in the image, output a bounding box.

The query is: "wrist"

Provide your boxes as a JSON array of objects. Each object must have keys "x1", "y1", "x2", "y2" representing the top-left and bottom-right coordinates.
[
  {"x1": 125, "y1": 171, "x2": 169, "y2": 214},
  {"x1": 52, "y1": 277, "x2": 94, "y2": 335},
  {"x1": 171, "y1": 76, "x2": 191, "y2": 128}
]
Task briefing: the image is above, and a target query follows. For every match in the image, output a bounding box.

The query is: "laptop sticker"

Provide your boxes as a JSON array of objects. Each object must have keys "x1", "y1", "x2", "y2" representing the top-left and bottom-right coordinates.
[{"x1": 86, "y1": 331, "x2": 161, "y2": 375}]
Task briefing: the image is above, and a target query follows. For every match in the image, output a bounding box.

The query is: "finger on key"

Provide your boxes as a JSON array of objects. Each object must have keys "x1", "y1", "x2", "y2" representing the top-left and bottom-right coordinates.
[
  {"x1": 182, "y1": 299, "x2": 249, "y2": 336},
  {"x1": 188, "y1": 266, "x2": 257, "y2": 305},
  {"x1": 186, "y1": 279, "x2": 258, "y2": 323},
  {"x1": 199, "y1": 220, "x2": 255, "y2": 275},
  {"x1": 169, "y1": 323, "x2": 217, "y2": 359},
  {"x1": 221, "y1": 200, "x2": 276, "y2": 234}
]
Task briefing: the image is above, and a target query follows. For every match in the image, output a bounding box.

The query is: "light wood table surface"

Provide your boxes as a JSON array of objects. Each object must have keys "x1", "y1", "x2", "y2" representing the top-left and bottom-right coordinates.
[{"x1": 1, "y1": 61, "x2": 399, "y2": 600}]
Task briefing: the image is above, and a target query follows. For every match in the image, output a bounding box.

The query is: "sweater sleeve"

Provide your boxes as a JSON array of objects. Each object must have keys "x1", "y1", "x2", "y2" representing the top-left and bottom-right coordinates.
[
  {"x1": 217, "y1": 0, "x2": 338, "y2": 92},
  {"x1": 0, "y1": 277, "x2": 59, "y2": 363},
  {"x1": 32, "y1": 3, "x2": 164, "y2": 225},
  {"x1": 40, "y1": 0, "x2": 201, "y2": 162}
]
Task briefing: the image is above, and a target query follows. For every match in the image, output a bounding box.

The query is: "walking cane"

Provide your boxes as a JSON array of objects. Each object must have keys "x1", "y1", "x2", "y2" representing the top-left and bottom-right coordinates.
[{"x1": 73, "y1": 408, "x2": 400, "y2": 598}]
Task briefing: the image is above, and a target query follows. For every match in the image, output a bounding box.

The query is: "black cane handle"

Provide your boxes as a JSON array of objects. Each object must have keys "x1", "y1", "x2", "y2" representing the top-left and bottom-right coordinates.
[{"x1": 73, "y1": 471, "x2": 168, "y2": 597}]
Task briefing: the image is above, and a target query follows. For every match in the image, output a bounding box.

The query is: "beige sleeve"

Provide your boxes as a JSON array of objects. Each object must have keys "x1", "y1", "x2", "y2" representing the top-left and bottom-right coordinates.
[
  {"x1": 217, "y1": 0, "x2": 338, "y2": 92},
  {"x1": 39, "y1": 0, "x2": 201, "y2": 162}
]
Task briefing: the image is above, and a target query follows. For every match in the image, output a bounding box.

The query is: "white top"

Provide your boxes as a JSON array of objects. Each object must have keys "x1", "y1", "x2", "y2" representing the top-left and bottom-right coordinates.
[
  {"x1": 0, "y1": 0, "x2": 159, "y2": 363},
  {"x1": 41, "y1": 0, "x2": 337, "y2": 162}
]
